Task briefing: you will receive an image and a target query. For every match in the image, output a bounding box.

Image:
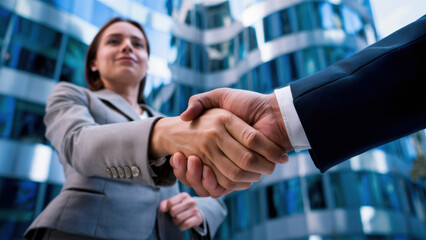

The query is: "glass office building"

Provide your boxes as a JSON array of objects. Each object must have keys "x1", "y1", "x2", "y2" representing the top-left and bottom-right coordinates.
[{"x1": 0, "y1": 0, "x2": 424, "y2": 239}]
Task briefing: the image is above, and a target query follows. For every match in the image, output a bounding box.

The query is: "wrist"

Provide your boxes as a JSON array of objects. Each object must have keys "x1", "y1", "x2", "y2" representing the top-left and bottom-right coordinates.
[
  {"x1": 149, "y1": 118, "x2": 171, "y2": 159},
  {"x1": 269, "y1": 93, "x2": 293, "y2": 152}
]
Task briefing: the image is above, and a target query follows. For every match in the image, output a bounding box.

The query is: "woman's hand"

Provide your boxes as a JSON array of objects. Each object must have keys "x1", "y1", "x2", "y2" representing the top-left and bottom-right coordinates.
[
  {"x1": 149, "y1": 108, "x2": 284, "y2": 191},
  {"x1": 159, "y1": 193, "x2": 203, "y2": 231}
]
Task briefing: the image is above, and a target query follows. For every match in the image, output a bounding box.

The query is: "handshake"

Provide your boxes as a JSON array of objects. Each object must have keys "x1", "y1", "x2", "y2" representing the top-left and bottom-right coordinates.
[{"x1": 150, "y1": 88, "x2": 294, "y2": 198}]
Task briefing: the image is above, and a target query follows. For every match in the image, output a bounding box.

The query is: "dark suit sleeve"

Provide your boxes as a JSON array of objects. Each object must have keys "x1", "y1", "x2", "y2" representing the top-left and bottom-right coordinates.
[{"x1": 290, "y1": 15, "x2": 426, "y2": 172}]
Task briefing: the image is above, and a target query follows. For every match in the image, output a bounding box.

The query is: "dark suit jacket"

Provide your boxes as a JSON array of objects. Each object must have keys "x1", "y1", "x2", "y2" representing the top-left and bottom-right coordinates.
[
  {"x1": 290, "y1": 15, "x2": 426, "y2": 172},
  {"x1": 25, "y1": 82, "x2": 227, "y2": 239}
]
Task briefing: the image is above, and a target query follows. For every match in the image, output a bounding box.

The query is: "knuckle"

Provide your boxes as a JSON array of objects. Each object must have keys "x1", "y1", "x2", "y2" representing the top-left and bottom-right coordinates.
[
  {"x1": 242, "y1": 129, "x2": 260, "y2": 148},
  {"x1": 239, "y1": 152, "x2": 257, "y2": 170}
]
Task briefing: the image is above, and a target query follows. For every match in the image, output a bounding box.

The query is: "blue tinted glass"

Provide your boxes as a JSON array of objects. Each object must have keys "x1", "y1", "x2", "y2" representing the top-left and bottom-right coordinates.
[
  {"x1": 379, "y1": 174, "x2": 401, "y2": 210},
  {"x1": 302, "y1": 47, "x2": 320, "y2": 77},
  {"x1": 263, "y1": 11, "x2": 283, "y2": 42},
  {"x1": 91, "y1": 1, "x2": 115, "y2": 28},
  {"x1": 0, "y1": 95, "x2": 15, "y2": 139},
  {"x1": 296, "y1": 2, "x2": 314, "y2": 31},
  {"x1": 71, "y1": 0, "x2": 94, "y2": 22},
  {"x1": 6, "y1": 17, "x2": 62, "y2": 78},
  {"x1": 43, "y1": 183, "x2": 62, "y2": 208},
  {"x1": 10, "y1": 99, "x2": 47, "y2": 144},
  {"x1": 356, "y1": 172, "x2": 382, "y2": 207},
  {"x1": 235, "y1": 191, "x2": 251, "y2": 231},
  {"x1": 266, "y1": 178, "x2": 303, "y2": 219},
  {"x1": 143, "y1": 26, "x2": 172, "y2": 60},
  {"x1": 306, "y1": 175, "x2": 326, "y2": 209},
  {"x1": 61, "y1": 37, "x2": 88, "y2": 87},
  {"x1": 0, "y1": 7, "x2": 11, "y2": 39},
  {"x1": 247, "y1": 27, "x2": 258, "y2": 51},
  {"x1": 341, "y1": 6, "x2": 363, "y2": 35},
  {"x1": 39, "y1": 0, "x2": 72, "y2": 12},
  {"x1": 0, "y1": 178, "x2": 38, "y2": 239}
]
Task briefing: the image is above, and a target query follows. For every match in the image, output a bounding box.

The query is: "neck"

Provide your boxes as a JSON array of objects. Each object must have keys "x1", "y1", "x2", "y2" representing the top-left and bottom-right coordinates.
[{"x1": 103, "y1": 80, "x2": 142, "y2": 115}]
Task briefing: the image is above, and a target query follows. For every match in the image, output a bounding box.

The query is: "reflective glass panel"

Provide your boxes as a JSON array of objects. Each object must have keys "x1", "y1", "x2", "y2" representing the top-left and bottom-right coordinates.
[
  {"x1": 0, "y1": 177, "x2": 39, "y2": 240},
  {"x1": 5, "y1": 17, "x2": 62, "y2": 78},
  {"x1": 206, "y1": 40, "x2": 234, "y2": 72},
  {"x1": 341, "y1": 6, "x2": 363, "y2": 35},
  {"x1": 315, "y1": 2, "x2": 343, "y2": 30},
  {"x1": 302, "y1": 47, "x2": 320, "y2": 77},
  {"x1": 11, "y1": 98, "x2": 46, "y2": 144},
  {"x1": 0, "y1": 95, "x2": 15, "y2": 139},
  {"x1": 296, "y1": 3, "x2": 314, "y2": 31},
  {"x1": 306, "y1": 175, "x2": 326, "y2": 209},
  {"x1": 378, "y1": 174, "x2": 401, "y2": 210},
  {"x1": 266, "y1": 178, "x2": 303, "y2": 219},
  {"x1": 323, "y1": 47, "x2": 354, "y2": 66},
  {"x1": 329, "y1": 172, "x2": 348, "y2": 208},
  {"x1": 235, "y1": 191, "x2": 251, "y2": 232},
  {"x1": 0, "y1": 7, "x2": 11, "y2": 52},
  {"x1": 39, "y1": 0, "x2": 72, "y2": 12},
  {"x1": 356, "y1": 172, "x2": 382, "y2": 207},
  {"x1": 205, "y1": 2, "x2": 232, "y2": 29},
  {"x1": 60, "y1": 37, "x2": 88, "y2": 87}
]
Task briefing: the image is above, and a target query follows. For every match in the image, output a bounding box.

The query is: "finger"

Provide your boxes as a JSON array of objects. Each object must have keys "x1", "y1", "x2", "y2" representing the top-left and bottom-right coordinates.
[
  {"x1": 166, "y1": 192, "x2": 189, "y2": 209},
  {"x1": 180, "y1": 89, "x2": 228, "y2": 121},
  {"x1": 280, "y1": 154, "x2": 289, "y2": 163},
  {"x1": 186, "y1": 156, "x2": 210, "y2": 197},
  {"x1": 169, "y1": 197, "x2": 196, "y2": 218},
  {"x1": 204, "y1": 144, "x2": 261, "y2": 183},
  {"x1": 205, "y1": 156, "x2": 253, "y2": 191},
  {"x1": 178, "y1": 216, "x2": 203, "y2": 231},
  {"x1": 159, "y1": 199, "x2": 169, "y2": 213},
  {"x1": 202, "y1": 165, "x2": 232, "y2": 198},
  {"x1": 171, "y1": 152, "x2": 191, "y2": 187},
  {"x1": 173, "y1": 207, "x2": 199, "y2": 228},
  {"x1": 223, "y1": 113, "x2": 282, "y2": 166}
]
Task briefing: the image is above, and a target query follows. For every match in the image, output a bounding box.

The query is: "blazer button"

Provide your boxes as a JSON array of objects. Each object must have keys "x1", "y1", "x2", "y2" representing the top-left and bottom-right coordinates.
[
  {"x1": 131, "y1": 166, "x2": 140, "y2": 177},
  {"x1": 117, "y1": 167, "x2": 125, "y2": 178},
  {"x1": 110, "y1": 167, "x2": 118, "y2": 178},
  {"x1": 106, "y1": 168, "x2": 112, "y2": 178},
  {"x1": 124, "y1": 167, "x2": 132, "y2": 178}
]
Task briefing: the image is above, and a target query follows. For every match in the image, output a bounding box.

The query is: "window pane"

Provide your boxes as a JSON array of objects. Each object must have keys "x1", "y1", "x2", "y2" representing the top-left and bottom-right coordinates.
[
  {"x1": 379, "y1": 174, "x2": 401, "y2": 210},
  {"x1": 329, "y1": 172, "x2": 348, "y2": 208},
  {"x1": 306, "y1": 175, "x2": 326, "y2": 210},
  {"x1": 0, "y1": 7, "x2": 11, "y2": 52},
  {"x1": 302, "y1": 47, "x2": 320, "y2": 77},
  {"x1": 60, "y1": 37, "x2": 88, "y2": 87},
  {"x1": 11, "y1": 99, "x2": 47, "y2": 144},
  {"x1": 5, "y1": 17, "x2": 62, "y2": 78},
  {"x1": 235, "y1": 191, "x2": 251, "y2": 232},
  {"x1": 39, "y1": 0, "x2": 72, "y2": 12},
  {"x1": 0, "y1": 177, "x2": 39, "y2": 239},
  {"x1": 356, "y1": 172, "x2": 382, "y2": 207},
  {"x1": 296, "y1": 3, "x2": 314, "y2": 31},
  {"x1": 266, "y1": 178, "x2": 304, "y2": 219},
  {"x1": 0, "y1": 95, "x2": 15, "y2": 139}
]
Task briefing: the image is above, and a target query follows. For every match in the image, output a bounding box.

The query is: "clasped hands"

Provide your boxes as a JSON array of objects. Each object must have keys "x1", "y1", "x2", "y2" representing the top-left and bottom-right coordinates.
[{"x1": 163, "y1": 88, "x2": 293, "y2": 198}]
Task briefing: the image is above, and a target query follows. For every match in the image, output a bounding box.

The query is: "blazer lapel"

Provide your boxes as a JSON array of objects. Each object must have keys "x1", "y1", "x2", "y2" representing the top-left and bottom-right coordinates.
[{"x1": 93, "y1": 88, "x2": 140, "y2": 121}]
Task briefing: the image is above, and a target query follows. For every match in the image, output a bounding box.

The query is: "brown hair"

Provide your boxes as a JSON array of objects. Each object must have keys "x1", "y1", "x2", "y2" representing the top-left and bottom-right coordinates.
[{"x1": 85, "y1": 17, "x2": 150, "y2": 103}]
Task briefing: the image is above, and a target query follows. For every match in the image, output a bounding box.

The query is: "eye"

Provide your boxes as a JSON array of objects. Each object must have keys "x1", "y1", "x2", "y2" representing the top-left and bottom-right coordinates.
[
  {"x1": 134, "y1": 42, "x2": 144, "y2": 48},
  {"x1": 107, "y1": 38, "x2": 120, "y2": 45}
]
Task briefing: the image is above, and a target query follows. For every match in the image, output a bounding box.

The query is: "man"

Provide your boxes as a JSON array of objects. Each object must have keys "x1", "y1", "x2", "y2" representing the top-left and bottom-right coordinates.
[{"x1": 171, "y1": 14, "x2": 426, "y2": 198}]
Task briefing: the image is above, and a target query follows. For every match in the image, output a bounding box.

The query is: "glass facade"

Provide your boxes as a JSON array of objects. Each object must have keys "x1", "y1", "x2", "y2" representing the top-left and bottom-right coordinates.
[{"x1": 0, "y1": 0, "x2": 424, "y2": 239}]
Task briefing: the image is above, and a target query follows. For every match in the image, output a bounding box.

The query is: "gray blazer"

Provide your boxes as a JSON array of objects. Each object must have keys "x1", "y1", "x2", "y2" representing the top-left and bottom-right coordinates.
[{"x1": 25, "y1": 82, "x2": 227, "y2": 240}]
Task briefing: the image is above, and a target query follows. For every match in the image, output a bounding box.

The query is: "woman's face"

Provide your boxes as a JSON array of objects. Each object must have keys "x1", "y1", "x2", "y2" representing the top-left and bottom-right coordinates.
[{"x1": 91, "y1": 22, "x2": 149, "y2": 89}]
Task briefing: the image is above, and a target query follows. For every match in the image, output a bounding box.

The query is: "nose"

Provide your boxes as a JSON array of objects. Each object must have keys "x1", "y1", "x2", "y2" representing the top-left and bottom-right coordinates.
[{"x1": 121, "y1": 39, "x2": 133, "y2": 53}]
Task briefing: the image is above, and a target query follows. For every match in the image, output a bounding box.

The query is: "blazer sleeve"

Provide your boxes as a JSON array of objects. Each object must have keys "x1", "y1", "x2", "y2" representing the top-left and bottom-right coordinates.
[
  {"x1": 290, "y1": 14, "x2": 426, "y2": 172},
  {"x1": 44, "y1": 82, "x2": 176, "y2": 187},
  {"x1": 194, "y1": 197, "x2": 227, "y2": 238}
]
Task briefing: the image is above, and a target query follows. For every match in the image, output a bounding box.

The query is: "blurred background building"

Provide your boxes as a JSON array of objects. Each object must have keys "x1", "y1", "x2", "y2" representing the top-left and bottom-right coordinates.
[{"x1": 0, "y1": 0, "x2": 424, "y2": 239}]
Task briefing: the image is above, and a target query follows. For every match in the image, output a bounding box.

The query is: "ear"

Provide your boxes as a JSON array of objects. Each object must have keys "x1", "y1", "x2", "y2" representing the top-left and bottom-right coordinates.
[{"x1": 90, "y1": 59, "x2": 98, "y2": 72}]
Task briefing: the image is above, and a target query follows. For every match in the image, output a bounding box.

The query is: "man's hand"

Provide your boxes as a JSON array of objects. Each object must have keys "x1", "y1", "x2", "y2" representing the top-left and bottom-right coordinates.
[
  {"x1": 159, "y1": 193, "x2": 203, "y2": 231},
  {"x1": 174, "y1": 89, "x2": 293, "y2": 196},
  {"x1": 181, "y1": 88, "x2": 292, "y2": 152}
]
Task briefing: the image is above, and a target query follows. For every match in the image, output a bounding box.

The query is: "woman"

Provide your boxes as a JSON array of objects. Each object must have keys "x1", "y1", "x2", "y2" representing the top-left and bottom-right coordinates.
[{"x1": 24, "y1": 17, "x2": 281, "y2": 239}]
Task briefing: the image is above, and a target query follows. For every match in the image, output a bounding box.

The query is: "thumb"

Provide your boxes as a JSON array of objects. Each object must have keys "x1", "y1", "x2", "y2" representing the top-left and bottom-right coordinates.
[
  {"x1": 159, "y1": 199, "x2": 168, "y2": 213},
  {"x1": 180, "y1": 89, "x2": 228, "y2": 121}
]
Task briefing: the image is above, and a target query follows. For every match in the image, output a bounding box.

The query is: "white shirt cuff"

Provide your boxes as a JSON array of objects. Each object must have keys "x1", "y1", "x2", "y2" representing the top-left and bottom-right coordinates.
[{"x1": 274, "y1": 86, "x2": 311, "y2": 152}]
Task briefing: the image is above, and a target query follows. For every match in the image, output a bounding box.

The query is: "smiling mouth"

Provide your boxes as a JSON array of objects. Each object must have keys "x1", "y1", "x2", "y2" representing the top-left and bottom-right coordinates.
[{"x1": 116, "y1": 58, "x2": 136, "y2": 63}]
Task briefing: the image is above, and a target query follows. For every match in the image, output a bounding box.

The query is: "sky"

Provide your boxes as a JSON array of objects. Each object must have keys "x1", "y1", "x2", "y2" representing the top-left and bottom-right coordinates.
[{"x1": 369, "y1": 0, "x2": 426, "y2": 39}]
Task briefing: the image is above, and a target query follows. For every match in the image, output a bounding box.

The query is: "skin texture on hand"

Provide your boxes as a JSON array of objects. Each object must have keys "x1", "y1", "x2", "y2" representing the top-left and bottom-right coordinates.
[
  {"x1": 174, "y1": 88, "x2": 293, "y2": 197},
  {"x1": 159, "y1": 193, "x2": 203, "y2": 231},
  {"x1": 150, "y1": 108, "x2": 284, "y2": 190}
]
